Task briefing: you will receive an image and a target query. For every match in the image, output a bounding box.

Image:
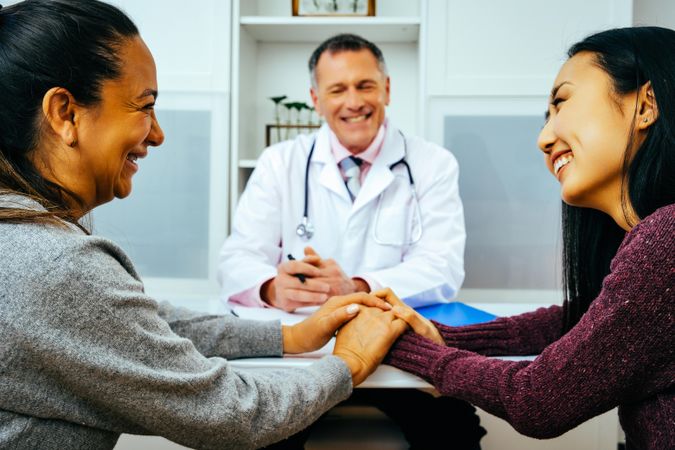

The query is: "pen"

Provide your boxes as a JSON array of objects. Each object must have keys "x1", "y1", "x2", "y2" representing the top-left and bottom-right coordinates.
[{"x1": 287, "y1": 254, "x2": 306, "y2": 283}]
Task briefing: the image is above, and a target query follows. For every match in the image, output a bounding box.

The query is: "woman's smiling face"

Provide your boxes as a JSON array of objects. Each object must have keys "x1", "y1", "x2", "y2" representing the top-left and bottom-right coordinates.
[
  {"x1": 537, "y1": 51, "x2": 636, "y2": 216},
  {"x1": 74, "y1": 36, "x2": 164, "y2": 209}
]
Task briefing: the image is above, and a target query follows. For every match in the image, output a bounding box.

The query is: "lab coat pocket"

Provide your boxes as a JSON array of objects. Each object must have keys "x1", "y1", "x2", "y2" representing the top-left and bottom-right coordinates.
[
  {"x1": 364, "y1": 207, "x2": 409, "y2": 270},
  {"x1": 373, "y1": 207, "x2": 408, "y2": 246}
]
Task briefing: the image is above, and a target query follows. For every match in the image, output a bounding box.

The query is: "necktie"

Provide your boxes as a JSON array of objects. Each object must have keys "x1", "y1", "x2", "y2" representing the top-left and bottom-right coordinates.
[{"x1": 340, "y1": 156, "x2": 363, "y2": 201}]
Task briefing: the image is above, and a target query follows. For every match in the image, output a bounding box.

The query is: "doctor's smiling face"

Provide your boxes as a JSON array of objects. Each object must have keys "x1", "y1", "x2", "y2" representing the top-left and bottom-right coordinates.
[
  {"x1": 537, "y1": 51, "x2": 649, "y2": 219},
  {"x1": 310, "y1": 49, "x2": 390, "y2": 154}
]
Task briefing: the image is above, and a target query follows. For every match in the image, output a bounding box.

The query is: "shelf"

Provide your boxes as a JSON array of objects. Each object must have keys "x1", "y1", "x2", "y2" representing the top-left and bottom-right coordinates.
[
  {"x1": 240, "y1": 16, "x2": 420, "y2": 43},
  {"x1": 239, "y1": 159, "x2": 258, "y2": 169}
]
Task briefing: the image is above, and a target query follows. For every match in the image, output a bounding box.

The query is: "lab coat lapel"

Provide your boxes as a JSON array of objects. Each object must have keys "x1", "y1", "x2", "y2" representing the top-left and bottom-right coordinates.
[
  {"x1": 313, "y1": 125, "x2": 352, "y2": 202},
  {"x1": 353, "y1": 125, "x2": 405, "y2": 211}
]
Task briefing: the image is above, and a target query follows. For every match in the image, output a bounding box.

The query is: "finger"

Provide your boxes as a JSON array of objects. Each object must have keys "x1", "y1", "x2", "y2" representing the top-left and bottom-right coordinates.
[
  {"x1": 322, "y1": 303, "x2": 362, "y2": 332},
  {"x1": 281, "y1": 274, "x2": 331, "y2": 293},
  {"x1": 328, "y1": 292, "x2": 393, "y2": 310},
  {"x1": 286, "y1": 288, "x2": 329, "y2": 305},
  {"x1": 270, "y1": 297, "x2": 303, "y2": 313},
  {"x1": 357, "y1": 294, "x2": 394, "y2": 311},
  {"x1": 280, "y1": 260, "x2": 322, "y2": 278},
  {"x1": 391, "y1": 305, "x2": 440, "y2": 341},
  {"x1": 372, "y1": 287, "x2": 405, "y2": 307},
  {"x1": 391, "y1": 317, "x2": 409, "y2": 336},
  {"x1": 304, "y1": 246, "x2": 320, "y2": 257},
  {"x1": 391, "y1": 305, "x2": 426, "y2": 330},
  {"x1": 302, "y1": 279, "x2": 331, "y2": 293},
  {"x1": 302, "y1": 255, "x2": 322, "y2": 267}
]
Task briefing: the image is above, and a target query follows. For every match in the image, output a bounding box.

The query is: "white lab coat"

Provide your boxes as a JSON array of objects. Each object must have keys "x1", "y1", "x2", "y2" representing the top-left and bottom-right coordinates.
[{"x1": 218, "y1": 122, "x2": 465, "y2": 304}]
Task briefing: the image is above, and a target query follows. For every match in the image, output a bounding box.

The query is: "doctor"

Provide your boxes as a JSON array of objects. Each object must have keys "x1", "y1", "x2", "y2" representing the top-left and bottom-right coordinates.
[
  {"x1": 218, "y1": 34, "x2": 466, "y2": 313},
  {"x1": 218, "y1": 34, "x2": 485, "y2": 450}
]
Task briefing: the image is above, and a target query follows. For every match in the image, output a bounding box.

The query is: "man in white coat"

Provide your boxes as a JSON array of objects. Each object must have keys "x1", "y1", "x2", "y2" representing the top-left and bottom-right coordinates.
[
  {"x1": 219, "y1": 41, "x2": 465, "y2": 313},
  {"x1": 218, "y1": 34, "x2": 484, "y2": 449}
]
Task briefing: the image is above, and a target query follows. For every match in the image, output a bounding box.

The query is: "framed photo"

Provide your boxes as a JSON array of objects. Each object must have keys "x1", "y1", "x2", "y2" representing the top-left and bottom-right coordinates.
[{"x1": 292, "y1": 0, "x2": 375, "y2": 17}]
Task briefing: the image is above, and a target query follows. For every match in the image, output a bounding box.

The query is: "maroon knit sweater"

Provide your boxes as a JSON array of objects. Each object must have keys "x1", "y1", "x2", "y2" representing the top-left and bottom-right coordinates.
[{"x1": 387, "y1": 204, "x2": 674, "y2": 449}]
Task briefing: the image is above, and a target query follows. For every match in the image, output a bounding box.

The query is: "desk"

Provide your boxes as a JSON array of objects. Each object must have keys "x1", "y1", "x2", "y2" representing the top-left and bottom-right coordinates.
[
  {"x1": 125, "y1": 299, "x2": 617, "y2": 450},
  {"x1": 227, "y1": 302, "x2": 540, "y2": 389}
]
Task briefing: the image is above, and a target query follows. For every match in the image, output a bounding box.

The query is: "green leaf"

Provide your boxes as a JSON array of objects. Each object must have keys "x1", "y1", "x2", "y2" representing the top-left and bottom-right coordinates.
[{"x1": 269, "y1": 95, "x2": 287, "y2": 104}]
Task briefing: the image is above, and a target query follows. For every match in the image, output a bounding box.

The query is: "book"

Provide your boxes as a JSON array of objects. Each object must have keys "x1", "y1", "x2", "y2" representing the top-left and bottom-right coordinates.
[{"x1": 414, "y1": 302, "x2": 497, "y2": 327}]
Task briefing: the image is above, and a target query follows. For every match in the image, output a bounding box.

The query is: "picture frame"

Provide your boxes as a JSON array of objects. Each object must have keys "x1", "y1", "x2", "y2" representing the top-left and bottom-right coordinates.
[{"x1": 292, "y1": 0, "x2": 375, "y2": 17}]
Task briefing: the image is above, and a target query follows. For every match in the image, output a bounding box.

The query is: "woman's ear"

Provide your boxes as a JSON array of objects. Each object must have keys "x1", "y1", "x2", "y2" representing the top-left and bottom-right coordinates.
[
  {"x1": 636, "y1": 81, "x2": 658, "y2": 130},
  {"x1": 41, "y1": 87, "x2": 79, "y2": 147}
]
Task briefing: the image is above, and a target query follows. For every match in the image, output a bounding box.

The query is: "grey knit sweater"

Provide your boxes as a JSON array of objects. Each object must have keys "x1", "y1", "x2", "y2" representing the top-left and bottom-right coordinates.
[{"x1": 0, "y1": 195, "x2": 352, "y2": 450}]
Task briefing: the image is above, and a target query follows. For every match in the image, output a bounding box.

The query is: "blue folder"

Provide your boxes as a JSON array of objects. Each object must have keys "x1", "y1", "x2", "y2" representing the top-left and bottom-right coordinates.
[{"x1": 414, "y1": 302, "x2": 497, "y2": 327}]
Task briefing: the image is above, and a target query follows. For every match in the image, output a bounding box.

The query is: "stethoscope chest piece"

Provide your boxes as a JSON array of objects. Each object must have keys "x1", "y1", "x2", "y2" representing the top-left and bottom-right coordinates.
[{"x1": 296, "y1": 216, "x2": 314, "y2": 241}]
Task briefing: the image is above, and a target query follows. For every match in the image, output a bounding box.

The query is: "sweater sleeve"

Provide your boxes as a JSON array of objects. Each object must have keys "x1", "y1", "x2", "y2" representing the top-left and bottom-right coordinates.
[
  {"x1": 156, "y1": 301, "x2": 280, "y2": 359},
  {"x1": 5, "y1": 237, "x2": 352, "y2": 449},
  {"x1": 433, "y1": 305, "x2": 564, "y2": 356},
  {"x1": 387, "y1": 207, "x2": 674, "y2": 439}
]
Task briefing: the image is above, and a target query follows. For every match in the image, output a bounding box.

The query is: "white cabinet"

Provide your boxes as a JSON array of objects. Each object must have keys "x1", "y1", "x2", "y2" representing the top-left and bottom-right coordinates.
[
  {"x1": 425, "y1": 0, "x2": 633, "y2": 97},
  {"x1": 230, "y1": 0, "x2": 425, "y2": 217}
]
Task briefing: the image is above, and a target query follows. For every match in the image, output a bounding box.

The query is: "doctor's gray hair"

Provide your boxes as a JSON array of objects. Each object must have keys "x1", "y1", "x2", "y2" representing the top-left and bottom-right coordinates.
[{"x1": 308, "y1": 33, "x2": 388, "y2": 89}]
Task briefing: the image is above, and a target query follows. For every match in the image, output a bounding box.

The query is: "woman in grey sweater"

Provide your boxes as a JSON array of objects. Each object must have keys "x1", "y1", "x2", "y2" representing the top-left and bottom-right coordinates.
[{"x1": 0, "y1": 1, "x2": 406, "y2": 449}]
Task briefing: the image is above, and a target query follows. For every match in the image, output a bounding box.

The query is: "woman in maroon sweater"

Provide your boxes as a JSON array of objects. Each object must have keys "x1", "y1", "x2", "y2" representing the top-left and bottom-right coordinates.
[{"x1": 359, "y1": 27, "x2": 675, "y2": 449}]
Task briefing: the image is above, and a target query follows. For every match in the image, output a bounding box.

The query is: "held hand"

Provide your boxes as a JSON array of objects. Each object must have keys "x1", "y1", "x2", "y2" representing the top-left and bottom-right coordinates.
[
  {"x1": 373, "y1": 288, "x2": 445, "y2": 346},
  {"x1": 283, "y1": 293, "x2": 393, "y2": 354},
  {"x1": 263, "y1": 258, "x2": 330, "y2": 312},
  {"x1": 304, "y1": 246, "x2": 366, "y2": 296},
  {"x1": 333, "y1": 307, "x2": 408, "y2": 386}
]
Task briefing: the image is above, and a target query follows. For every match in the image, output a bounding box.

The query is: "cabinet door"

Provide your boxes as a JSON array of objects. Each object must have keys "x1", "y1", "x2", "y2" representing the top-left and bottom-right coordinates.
[
  {"x1": 425, "y1": 0, "x2": 632, "y2": 97},
  {"x1": 110, "y1": 0, "x2": 231, "y2": 92}
]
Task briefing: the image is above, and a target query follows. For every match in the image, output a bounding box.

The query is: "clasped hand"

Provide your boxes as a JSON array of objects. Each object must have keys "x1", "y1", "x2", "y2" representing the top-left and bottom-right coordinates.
[
  {"x1": 284, "y1": 288, "x2": 445, "y2": 386},
  {"x1": 263, "y1": 246, "x2": 365, "y2": 312}
]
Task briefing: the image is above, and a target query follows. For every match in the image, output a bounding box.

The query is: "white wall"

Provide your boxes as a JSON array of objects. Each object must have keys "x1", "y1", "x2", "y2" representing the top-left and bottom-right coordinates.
[
  {"x1": 424, "y1": 0, "x2": 632, "y2": 303},
  {"x1": 634, "y1": 0, "x2": 675, "y2": 26}
]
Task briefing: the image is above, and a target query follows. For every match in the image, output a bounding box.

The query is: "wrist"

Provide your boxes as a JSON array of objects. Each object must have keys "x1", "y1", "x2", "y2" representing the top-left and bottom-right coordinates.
[
  {"x1": 261, "y1": 278, "x2": 276, "y2": 304},
  {"x1": 351, "y1": 277, "x2": 370, "y2": 293},
  {"x1": 282, "y1": 324, "x2": 301, "y2": 354},
  {"x1": 333, "y1": 351, "x2": 368, "y2": 385}
]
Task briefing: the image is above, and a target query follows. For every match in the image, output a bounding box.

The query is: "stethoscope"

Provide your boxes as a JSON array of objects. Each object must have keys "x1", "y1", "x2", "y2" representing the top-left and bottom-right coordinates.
[{"x1": 296, "y1": 130, "x2": 423, "y2": 246}]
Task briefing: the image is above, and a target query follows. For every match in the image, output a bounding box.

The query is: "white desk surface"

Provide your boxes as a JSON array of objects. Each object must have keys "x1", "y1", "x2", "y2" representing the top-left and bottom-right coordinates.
[{"x1": 167, "y1": 298, "x2": 542, "y2": 389}]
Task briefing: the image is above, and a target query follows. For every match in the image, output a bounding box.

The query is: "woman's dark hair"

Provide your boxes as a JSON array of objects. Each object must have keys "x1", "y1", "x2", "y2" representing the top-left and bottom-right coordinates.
[
  {"x1": 561, "y1": 27, "x2": 675, "y2": 331},
  {"x1": 0, "y1": 0, "x2": 138, "y2": 227}
]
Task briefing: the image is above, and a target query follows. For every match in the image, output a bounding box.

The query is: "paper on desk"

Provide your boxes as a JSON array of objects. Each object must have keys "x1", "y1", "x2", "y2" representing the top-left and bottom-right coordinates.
[
  {"x1": 402, "y1": 283, "x2": 455, "y2": 308},
  {"x1": 232, "y1": 305, "x2": 319, "y2": 325}
]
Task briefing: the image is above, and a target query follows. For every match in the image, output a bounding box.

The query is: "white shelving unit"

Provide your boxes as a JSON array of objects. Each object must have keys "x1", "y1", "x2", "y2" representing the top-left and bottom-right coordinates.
[
  {"x1": 229, "y1": 0, "x2": 425, "y2": 221},
  {"x1": 240, "y1": 16, "x2": 421, "y2": 42}
]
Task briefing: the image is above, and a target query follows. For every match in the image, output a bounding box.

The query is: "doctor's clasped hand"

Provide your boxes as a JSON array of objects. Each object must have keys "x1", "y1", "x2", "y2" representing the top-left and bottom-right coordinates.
[{"x1": 263, "y1": 246, "x2": 370, "y2": 312}]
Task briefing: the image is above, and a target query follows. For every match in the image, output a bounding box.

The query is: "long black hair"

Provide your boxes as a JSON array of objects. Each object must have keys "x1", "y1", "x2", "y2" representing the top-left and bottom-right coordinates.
[
  {"x1": 0, "y1": 0, "x2": 138, "y2": 226},
  {"x1": 561, "y1": 27, "x2": 675, "y2": 331}
]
